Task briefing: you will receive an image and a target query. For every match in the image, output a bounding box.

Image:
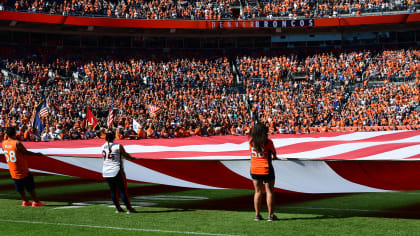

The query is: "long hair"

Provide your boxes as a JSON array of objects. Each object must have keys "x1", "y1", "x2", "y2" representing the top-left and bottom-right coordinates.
[
  {"x1": 251, "y1": 123, "x2": 268, "y2": 154},
  {"x1": 105, "y1": 130, "x2": 116, "y2": 153}
]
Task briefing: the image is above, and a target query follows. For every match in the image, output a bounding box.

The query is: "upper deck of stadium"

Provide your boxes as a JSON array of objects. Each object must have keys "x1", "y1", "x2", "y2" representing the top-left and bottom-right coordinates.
[
  {"x1": 0, "y1": 0, "x2": 419, "y2": 38},
  {"x1": 1, "y1": 0, "x2": 418, "y2": 20}
]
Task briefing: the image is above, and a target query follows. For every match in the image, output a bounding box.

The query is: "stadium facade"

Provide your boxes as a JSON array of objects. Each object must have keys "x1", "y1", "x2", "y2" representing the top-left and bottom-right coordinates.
[{"x1": 0, "y1": 10, "x2": 419, "y2": 49}]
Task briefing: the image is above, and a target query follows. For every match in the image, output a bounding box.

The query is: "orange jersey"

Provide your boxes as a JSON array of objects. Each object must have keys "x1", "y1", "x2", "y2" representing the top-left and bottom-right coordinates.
[
  {"x1": 249, "y1": 139, "x2": 276, "y2": 175},
  {"x1": 2, "y1": 139, "x2": 29, "y2": 179}
]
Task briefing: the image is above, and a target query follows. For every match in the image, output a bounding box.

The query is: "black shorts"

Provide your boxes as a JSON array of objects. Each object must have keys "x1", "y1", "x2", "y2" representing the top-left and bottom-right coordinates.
[
  {"x1": 13, "y1": 173, "x2": 35, "y2": 192},
  {"x1": 251, "y1": 170, "x2": 275, "y2": 184}
]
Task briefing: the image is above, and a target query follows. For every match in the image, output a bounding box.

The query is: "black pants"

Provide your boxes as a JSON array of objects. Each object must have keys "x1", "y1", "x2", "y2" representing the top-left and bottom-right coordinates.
[{"x1": 105, "y1": 171, "x2": 132, "y2": 210}]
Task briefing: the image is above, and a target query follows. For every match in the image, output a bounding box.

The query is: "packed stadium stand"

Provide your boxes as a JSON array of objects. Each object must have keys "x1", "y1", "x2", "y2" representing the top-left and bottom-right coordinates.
[
  {"x1": 0, "y1": 0, "x2": 418, "y2": 19},
  {"x1": 0, "y1": 3, "x2": 418, "y2": 141}
]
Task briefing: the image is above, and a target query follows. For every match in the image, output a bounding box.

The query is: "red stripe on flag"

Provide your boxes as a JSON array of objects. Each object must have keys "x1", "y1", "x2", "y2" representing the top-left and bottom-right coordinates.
[
  {"x1": 403, "y1": 153, "x2": 420, "y2": 160},
  {"x1": 327, "y1": 161, "x2": 420, "y2": 191},
  {"x1": 319, "y1": 143, "x2": 420, "y2": 160},
  {"x1": 355, "y1": 131, "x2": 420, "y2": 142},
  {"x1": 39, "y1": 108, "x2": 49, "y2": 117},
  {"x1": 133, "y1": 159, "x2": 293, "y2": 191},
  {"x1": 25, "y1": 155, "x2": 103, "y2": 180},
  {"x1": 277, "y1": 141, "x2": 345, "y2": 155}
]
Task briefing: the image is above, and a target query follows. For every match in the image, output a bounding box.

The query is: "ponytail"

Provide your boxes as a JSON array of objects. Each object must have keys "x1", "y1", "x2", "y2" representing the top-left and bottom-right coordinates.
[{"x1": 105, "y1": 131, "x2": 116, "y2": 154}]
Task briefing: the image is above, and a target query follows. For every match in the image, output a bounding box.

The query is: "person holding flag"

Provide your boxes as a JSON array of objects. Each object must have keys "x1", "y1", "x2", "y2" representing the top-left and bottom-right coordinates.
[
  {"x1": 102, "y1": 129, "x2": 138, "y2": 214},
  {"x1": 2, "y1": 127, "x2": 46, "y2": 207},
  {"x1": 249, "y1": 123, "x2": 278, "y2": 221}
]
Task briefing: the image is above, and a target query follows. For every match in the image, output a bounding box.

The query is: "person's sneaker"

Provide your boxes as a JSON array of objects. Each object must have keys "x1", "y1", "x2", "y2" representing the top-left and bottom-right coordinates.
[
  {"x1": 127, "y1": 208, "x2": 138, "y2": 214},
  {"x1": 267, "y1": 214, "x2": 279, "y2": 221},
  {"x1": 254, "y1": 214, "x2": 263, "y2": 221},
  {"x1": 22, "y1": 201, "x2": 32, "y2": 207},
  {"x1": 115, "y1": 208, "x2": 125, "y2": 213},
  {"x1": 32, "y1": 201, "x2": 46, "y2": 207}
]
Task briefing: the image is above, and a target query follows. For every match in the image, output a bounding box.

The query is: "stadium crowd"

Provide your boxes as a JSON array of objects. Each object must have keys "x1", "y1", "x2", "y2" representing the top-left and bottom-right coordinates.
[
  {"x1": 0, "y1": 48, "x2": 419, "y2": 141},
  {"x1": 244, "y1": 0, "x2": 418, "y2": 19},
  {"x1": 237, "y1": 49, "x2": 419, "y2": 85},
  {"x1": 0, "y1": 0, "x2": 417, "y2": 19}
]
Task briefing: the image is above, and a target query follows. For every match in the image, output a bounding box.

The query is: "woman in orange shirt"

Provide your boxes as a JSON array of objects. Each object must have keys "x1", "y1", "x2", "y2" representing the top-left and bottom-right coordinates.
[{"x1": 249, "y1": 123, "x2": 278, "y2": 221}]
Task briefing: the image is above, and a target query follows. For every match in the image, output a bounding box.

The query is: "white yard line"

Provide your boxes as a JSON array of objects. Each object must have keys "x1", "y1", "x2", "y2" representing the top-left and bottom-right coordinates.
[
  {"x1": 53, "y1": 206, "x2": 86, "y2": 209},
  {"x1": 0, "y1": 219, "x2": 242, "y2": 236}
]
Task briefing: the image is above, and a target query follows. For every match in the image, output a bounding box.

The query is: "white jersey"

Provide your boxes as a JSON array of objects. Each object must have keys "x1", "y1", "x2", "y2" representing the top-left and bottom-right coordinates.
[{"x1": 102, "y1": 142, "x2": 123, "y2": 178}]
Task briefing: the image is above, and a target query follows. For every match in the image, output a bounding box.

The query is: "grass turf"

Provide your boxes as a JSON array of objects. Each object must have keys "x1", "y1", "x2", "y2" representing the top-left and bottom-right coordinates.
[{"x1": 1, "y1": 172, "x2": 420, "y2": 236}]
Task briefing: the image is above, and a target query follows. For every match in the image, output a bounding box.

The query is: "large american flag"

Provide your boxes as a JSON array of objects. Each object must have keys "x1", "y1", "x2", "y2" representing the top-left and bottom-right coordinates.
[
  {"x1": 1, "y1": 130, "x2": 419, "y2": 193},
  {"x1": 106, "y1": 105, "x2": 113, "y2": 128}
]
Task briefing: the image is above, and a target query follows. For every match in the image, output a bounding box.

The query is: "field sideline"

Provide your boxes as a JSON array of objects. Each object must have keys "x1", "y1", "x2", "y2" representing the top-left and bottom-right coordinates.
[{"x1": 1, "y1": 172, "x2": 420, "y2": 235}]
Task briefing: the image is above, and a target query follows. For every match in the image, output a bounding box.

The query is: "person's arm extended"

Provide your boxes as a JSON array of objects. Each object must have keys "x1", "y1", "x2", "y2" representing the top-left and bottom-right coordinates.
[
  {"x1": 16, "y1": 141, "x2": 42, "y2": 156},
  {"x1": 270, "y1": 140, "x2": 278, "y2": 160},
  {"x1": 120, "y1": 145, "x2": 136, "y2": 160}
]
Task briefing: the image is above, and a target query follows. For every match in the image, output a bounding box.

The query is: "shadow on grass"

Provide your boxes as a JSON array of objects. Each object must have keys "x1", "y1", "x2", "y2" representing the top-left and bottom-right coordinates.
[
  {"x1": 172, "y1": 193, "x2": 342, "y2": 212},
  {"x1": 39, "y1": 184, "x2": 190, "y2": 202},
  {"x1": 2, "y1": 173, "x2": 420, "y2": 220},
  {"x1": 0, "y1": 174, "x2": 10, "y2": 180},
  {"x1": 278, "y1": 215, "x2": 337, "y2": 221},
  {"x1": 0, "y1": 179, "x2": 101, "y2": 191},
  {"x1": 171, "y1": 192, "x2": 420, "y2": 220}
]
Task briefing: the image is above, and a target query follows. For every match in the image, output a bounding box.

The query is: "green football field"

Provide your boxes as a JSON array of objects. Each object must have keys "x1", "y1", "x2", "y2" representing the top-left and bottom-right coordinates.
[{"x1": 1, "y1": 172, "x2": 420, "y2": 236}]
